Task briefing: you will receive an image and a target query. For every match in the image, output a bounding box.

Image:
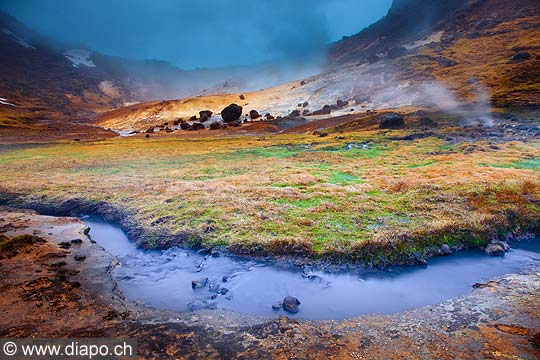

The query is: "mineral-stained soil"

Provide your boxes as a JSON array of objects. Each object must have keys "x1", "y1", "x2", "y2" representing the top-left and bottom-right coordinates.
[{"x1": 0, "y1": 209, "x2": 539, "y2": 359}]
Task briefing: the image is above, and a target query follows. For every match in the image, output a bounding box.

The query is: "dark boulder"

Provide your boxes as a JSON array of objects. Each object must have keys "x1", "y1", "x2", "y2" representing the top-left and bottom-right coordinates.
[
  {"x1": 249, "y1": 110, "x2": 260, "y2": 120},
  {"x1": 302, "y1": 101, "x2": 309, "y2": 108},
  {"x1": 282, "y1": 296, "x2": 301, "y2": 314},
  {"x1": 191, "y1": 277, "x2": 208, "y2": 289},
  {"x1": 239, "y1": 94, "x2": 245, "y2": 100},
  {"x1": 265, "y1": 113, "x2": 275, "y2": 120},
  {"x1": 379, "y1": 112, "x2": 405, "y2": 129},
  {"x1": 145, "y1": 127, "x2": 154, "y2": 133},
  {"x1": 209, "y1": 122, "x2": 223, "y2": 130},
  {"x1": 199, "y1": 110, "x2": 213, "y2": 122},
  {"x1": 300, "y1": 80, "x2": 306, "y2": 86},
  {"x1": 189, "y1": 115, "x2": 198, "y2": 121},
  {"x1": 302, "y1": 109, "x2": 310, "y2": 115},
  {"x1": 191, "y1": 122, "x2": 205, "y2": 131},
  {"x1": 165, "y1": 127, "x2": 173, "y2": 133},
  {"x1": 336, "y1": 99, "x2": 349, "y2": 108},
  {"x1": 312, "y1": 105, "x2": 332, "y2": 115},
  {"x1": 230, "y1": 120, "x2": 242, "y2": 127},
  {"x1": 180, "y1": 123, "x2": 192, "y2": 130},
  {"x1": 289, "y1": 110, "x2": 301, "y2": 117},
  {"x1": 145, "y1": 134, "x2": 150, "y2": 138},
  {"x1": 221, "y1": 104, "x2": 243, "y2": 123}
]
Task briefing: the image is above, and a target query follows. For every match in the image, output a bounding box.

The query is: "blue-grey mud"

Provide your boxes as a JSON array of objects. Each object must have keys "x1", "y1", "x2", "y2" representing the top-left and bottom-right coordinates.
[{"x1": 83, "y1": 215, "x2": 540, "y2": 320}]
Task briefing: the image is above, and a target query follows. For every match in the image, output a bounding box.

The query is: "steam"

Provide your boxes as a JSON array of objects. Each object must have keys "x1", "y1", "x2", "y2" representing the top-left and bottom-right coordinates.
[{"x1": 419, "y1": 82, "x2": 494, "y2": 127}]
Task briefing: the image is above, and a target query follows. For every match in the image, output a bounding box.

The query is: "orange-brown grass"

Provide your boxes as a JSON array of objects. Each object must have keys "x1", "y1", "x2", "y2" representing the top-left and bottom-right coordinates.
[{"x1": 0, "y1": 129, "x2": 539, "y2": 264}]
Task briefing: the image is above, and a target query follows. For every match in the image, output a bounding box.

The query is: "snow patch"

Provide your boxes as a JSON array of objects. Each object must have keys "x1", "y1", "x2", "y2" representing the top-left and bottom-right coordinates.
[
  {"x1": 1, "y1": 28, "x2": 35, "y2": 49},
  {"x1": 64, "y1": 49, "x2": 96, "y2": 68},
  {"x1": 0, "y1": 97, "x2": 16, "y2": 107}
]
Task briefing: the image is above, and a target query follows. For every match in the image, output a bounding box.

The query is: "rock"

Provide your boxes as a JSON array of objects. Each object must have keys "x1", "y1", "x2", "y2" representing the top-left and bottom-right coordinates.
[
  {"x1": 282, "y1": 296, "x2": 301, "y2": 314},
  {"x1": 300, "y1": 80, "x2": 306, "y2": 86},
  {"x1": 74, "y1": 254, "x2": 86, "y2": 261},
  {"x1": 199, "y1": 110, "x2": 213, "y2": 122},
  {"x1": 189, "y1": 115, "x2": 198, "y2": 122},
  {"x1": 485, "y1": 241, "x2": 510, "y2": 256},
  {"x1": 145, "y1": 134, "x2": 150, "y2": 138},
  {"x1": 510, "y1": 52, "x2": 531, "y2": 62},
  {"x1": 440, "y1": 244, "x2": 452, "y2": 255},
  {"x1": 302, "y1": 109, "x2": 310, "y2": 115},
  {"x1": 379, "y1": 112, "x2": 405, "y2": 129},
  {"x1": 239, "y1": 94, "x2": 245, "y2": 100},
  {"x1": 145, "y1": 127, "x2": 154, "y2": 133},
  {"x1": 272, "y1": 302, "x2": 283, "y2": 310},
  {"x1": 222, "y1": 276, "x2": 229, "y2": 283},
  {"x1": 249, "y1": 110, "x2": 260, "y2": 120},
  {"x1": 209, "y1": 122, "x2": 223, "y2": 130},
  {"x1": 191, "y1": 277, "x2": 208, "y2": 289},
  {"x1": 336, "y1": 99, "x2": 349, "y2": 108},
  {"x1": 289, "y1": 110, "x2": 301, "y2": 117},
  {"x1": 70, "y1": 239, "x2": 83, "y2": 244},
  {"x1": 191, "y1": 122, "x2": 205, "y2": 131},
  {"x1": 302, "y1": 101, "x2": 309, "y2": 107},
  {"x1": 165, "y1": 127, "x2": 173, "y2": 133},
  {"x1": 265, "y1": 113, "x2": 275, "y2": 120},
  {"x1": 218, "y1": 288, "x2": 229, "y2": 295},
  {"x1": 221, "y1": 104, "x2": 243, "y2": 123},
  {"x1": 312, "y1": 105, "x2": 332, "y2": 115},
  {"x1": 180, "y1": 123, "x2": 192, "y2": 130}
]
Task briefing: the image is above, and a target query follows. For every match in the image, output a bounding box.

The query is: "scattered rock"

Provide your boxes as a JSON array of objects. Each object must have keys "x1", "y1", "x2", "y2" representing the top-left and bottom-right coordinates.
[
  {"x1": 221, "y1": 104, "x2": 243, "y2": 123},
  {"x1": 336, "y1": 99, "x2": 349, "y2": 108},
  {"x1": 191, "y1": 122, "x2": 205, "y2": 131},
  {"x1": 249, "y1": 110, "x2": 260, "y2": 120},
  {"x1": 379, "y1": 112, "x2": 405, "y2": 129},
  {"x1": 485, "y1": 240, "x2": 510, "y2": 256},
  {"x1": 302, "y1": 109, "x2": 310, "y2": 115},
  {"x1": 440, "y1": 244, "x2": 452, "y2": 255},
  {"x1": 209, "y1": 122, "x2": 223, "y2": 130},
  {"x1": 302, "y1": 101, "x2": 309, "y2": 107},
  {"x1": 145, "y1": 134, "x2": 150, "y2": 138},
  {"x1": 165, "y1": 127, "x2": 173, "y2": 133},
  {"x1": 239, "y1": 94, "x2": 245, "y2": 100},
  {"x1": 312, "y1": 105, "x2": 332, "y2": 115},
  {"x1": 282, "y1": 296, "x2": 301, "y2": 314},
  {"x1": 289, "y1": 110, "x2": 301, "y2": 117},
  {"x1": 70, "y1": 239, "x2": 83, "y2": 244},
  {"x1": 59, "y1": 242, "x2": 71, "y2": 249},
  {"x1": 74, "y1": 254, "x2": 86, "y2": 261},
  {"x1": 272, "y1": 302, "x2": 283, "y2": 310},
  {"x1": 199, "y1": 110, "x2": 213, "y2": 122},
  {"x1": 300, "y1": 80, "x2": 306, "y2": 86},
  {"x1": 189, "y1": 115, "x2": 198, "y2": 122},
  {"x1": 180, "y1": 123, "x2": 192, "y2": 130},
  {"x1": 265, "y1": 113, "x2": 275, "y2": 120},
  {"x1": 191, "y1": 277, "x2": 209, "y2": 289},
  {"x1": 222, "y1": 276, "x2": 229, "y2": 283}
]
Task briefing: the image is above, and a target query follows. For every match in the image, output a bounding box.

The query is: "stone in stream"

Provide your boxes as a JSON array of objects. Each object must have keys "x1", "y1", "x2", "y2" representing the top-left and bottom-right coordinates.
[
  {"x1": 191, "y1": 277, "x2": 209, "y2": 289},
  {"x1": 282, "y1": 296, "x2": 301, "y2": 314},
  {"x1": 485, "y1": 240, "x2": 510, "y2": 256},
  {"x1": 440, "y1": 244, "x2": 452, "y2": 255}
]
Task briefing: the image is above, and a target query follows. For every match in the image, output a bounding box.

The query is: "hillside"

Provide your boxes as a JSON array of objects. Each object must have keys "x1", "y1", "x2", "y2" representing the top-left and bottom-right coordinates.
[{"x1": 96, "y1": 0, "x2": 540, "y2": 133}]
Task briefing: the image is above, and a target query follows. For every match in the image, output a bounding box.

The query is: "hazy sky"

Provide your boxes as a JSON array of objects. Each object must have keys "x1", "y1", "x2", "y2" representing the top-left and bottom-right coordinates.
[{"x1": 0, "y1": 0, "x2": 392, "y2": 69}]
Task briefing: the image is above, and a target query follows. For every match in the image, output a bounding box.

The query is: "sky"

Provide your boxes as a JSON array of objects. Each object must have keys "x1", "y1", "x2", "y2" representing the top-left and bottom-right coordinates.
[{"x1": 0, "y1": 0, "x2": 392, "y2": 69}]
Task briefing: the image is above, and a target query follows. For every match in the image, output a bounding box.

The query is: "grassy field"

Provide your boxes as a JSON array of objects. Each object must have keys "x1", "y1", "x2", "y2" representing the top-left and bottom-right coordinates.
[{"x1": 1, "y1": 128, "x2": 539, "y2": 265}]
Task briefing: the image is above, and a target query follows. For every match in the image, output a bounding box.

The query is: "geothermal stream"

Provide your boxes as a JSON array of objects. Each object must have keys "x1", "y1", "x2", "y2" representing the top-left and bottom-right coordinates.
[{"x1": 83, "y1": 216, "x2": 540, "y2": 320}]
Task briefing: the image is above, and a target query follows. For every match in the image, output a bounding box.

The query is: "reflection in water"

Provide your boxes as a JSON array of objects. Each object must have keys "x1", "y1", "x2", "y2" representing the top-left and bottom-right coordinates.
[{"x1": 83, "y1": 216, "x2": 540, "y2": 320}]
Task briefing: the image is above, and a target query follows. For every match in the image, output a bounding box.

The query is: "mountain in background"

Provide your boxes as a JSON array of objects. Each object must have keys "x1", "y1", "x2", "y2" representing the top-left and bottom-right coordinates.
[{"x1": 97, "y1": 0, "x2": 539, "y2": 132}]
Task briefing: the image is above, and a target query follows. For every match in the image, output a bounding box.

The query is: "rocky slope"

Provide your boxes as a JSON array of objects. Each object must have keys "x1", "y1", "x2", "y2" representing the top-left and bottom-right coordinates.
[{"x1": 97, "y1": 0, "x2": 540, "y2": 132}]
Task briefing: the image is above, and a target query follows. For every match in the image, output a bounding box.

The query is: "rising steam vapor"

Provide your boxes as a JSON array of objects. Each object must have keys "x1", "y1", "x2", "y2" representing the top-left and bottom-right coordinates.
[{"x1": 419, "y1": 82, "x2": 494, "y2": 127}]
